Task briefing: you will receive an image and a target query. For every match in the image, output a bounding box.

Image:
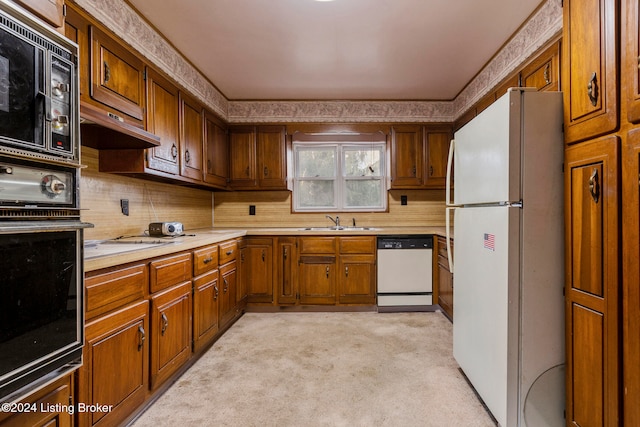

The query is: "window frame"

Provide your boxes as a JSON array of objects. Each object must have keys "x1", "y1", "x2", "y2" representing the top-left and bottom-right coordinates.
[{"x1": 292, "y1": 140, "x2": 387, "y2": 213}]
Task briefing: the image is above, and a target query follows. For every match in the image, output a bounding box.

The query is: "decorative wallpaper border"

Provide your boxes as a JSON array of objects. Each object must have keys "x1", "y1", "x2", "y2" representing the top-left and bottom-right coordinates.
[{"x1": 75, "y1": 0, "x2": 561, "y2": 124}]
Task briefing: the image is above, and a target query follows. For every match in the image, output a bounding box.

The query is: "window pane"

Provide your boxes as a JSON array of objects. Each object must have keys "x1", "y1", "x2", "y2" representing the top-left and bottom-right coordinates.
[
  {"x1": 298, "y1": 180, "x2": 335, "y2": 208},
  {"x1": 344, "y1": 147, "x2": 383, "y2": 177},
  {"x1": 345, "y1": 179, "x2": 382, "y2": 208},
  {"x1": 297, "y1": 148, "x2": 336, "y2": 178}
]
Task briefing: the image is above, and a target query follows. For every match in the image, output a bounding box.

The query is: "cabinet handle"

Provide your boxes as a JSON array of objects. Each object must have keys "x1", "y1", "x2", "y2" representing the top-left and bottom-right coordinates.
[
  {"x1": 245, "y1": 166, "x2": 250, "y2": 177},
  {"x1": 430, "y1": 165, "x2": 434, "y2": 176},
  {"x1": 203, "y1": 257, "x2": 213, "y2": 264},
  {"x1": 223, "y1": 277, "x2": 228, "y2": 292},
  {"x1": 326, "y1": 266, "x2": 330, "y2": 278},
  {"x1": 171, "y1": 143, "x2": 178, "y2": 159},
  {"x1": 264, "y1": 166, "x2": 268, "y2": 177},
  {"x1": 137, "y1": 325, "x2": 145, "y2": 351},
  {"x1": 103, "y1": 61, "x2": 111, "y2": 83},
  {"x1": 588, "y1": 168, "x2": 600, "y2": 203},
  {"x1": 226, "y1": 250, "x2": 233, "y2": 256},
  {"x1": 587, "y1": 72, "x2": 598, "y2": 107},
  {"x1": 262, "y1": 249, "x2": 265, "y2": 262},
  {"x1": 345, "y1": 266, "x2": 349, "y2": 277},
  {"x1": 283, "y1": 247, "x2": 288, "y2": 260},
  {"x1": 543, "y1": 63, "x2": 551, "y2": 85},
  {"x1": 161, "y1": 313, "x2": 169, "y2": 336},
  {"x1": 207, "y1": 159, "x2": 212, "y2": 171},
  {"x1": 412, "y1": 166, "x2": 416, "y2": 177},
  {"x1": 214, "y1": 284, "x2": 219, "y2": 300},
  {"x1": 185, "y1": 149, "x2": 191, "y2": 164}
]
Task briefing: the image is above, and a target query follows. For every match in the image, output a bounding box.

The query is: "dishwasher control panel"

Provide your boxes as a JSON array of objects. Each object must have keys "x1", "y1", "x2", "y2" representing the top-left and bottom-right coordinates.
[{"x1": 377, "y1": 235, "x2": 433, "y2": 249}]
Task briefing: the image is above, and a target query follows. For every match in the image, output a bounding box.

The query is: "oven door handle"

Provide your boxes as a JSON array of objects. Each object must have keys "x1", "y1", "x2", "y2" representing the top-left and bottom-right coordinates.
[{"x1": 0, "y1": 221, "x2": 94, "y2": 233}]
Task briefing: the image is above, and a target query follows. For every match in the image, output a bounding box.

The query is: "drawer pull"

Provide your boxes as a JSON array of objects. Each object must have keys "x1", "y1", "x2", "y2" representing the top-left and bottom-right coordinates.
[
  {"x1": 161, "y1": 313, "x2": 169, "y2": 336},
  {"x1": 137, "y1": 325, "x2": 145, "y2": 351},
  {"x1": 203, "y1": 257, "x2": 213, "y2": 264},
  {"x1": 226, "y1": 250, "x2": 233, "y2": 256},
  {"x1": 214, "y1": 284, "x2": 219, "y2": 300},
  {"x1": 326, "y1": 266, "x2": 330, "y2": 278},
  {"x1": 345, "y1": 266, "x2": 349, "y2": 277},
  {"x1": 223, "y1": 277, "x2": 228, "y2": 292}
]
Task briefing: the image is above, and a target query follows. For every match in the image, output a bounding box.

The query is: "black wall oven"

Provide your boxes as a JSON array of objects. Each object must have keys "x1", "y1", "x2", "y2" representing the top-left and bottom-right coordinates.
[{"x1": 0, "y1": 1, "x2": 88, "y2": 403}]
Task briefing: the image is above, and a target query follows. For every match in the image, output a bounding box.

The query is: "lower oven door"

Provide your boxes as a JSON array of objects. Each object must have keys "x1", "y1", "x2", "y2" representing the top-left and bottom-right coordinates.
[{"x1": 0, "y1": 220, "x2": 92, "y2": 401}]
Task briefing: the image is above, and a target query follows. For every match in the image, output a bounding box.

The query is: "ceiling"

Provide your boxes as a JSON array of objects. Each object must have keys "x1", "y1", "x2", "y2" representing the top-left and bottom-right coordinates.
[{"x1": 126, "y1": 0, "x2": 544, "y2": 101}]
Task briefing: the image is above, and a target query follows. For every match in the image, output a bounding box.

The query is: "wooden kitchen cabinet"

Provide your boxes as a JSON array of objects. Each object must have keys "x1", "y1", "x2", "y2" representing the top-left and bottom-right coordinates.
[
  {"x1": 435, "y1": 236, "x2": 453, "y2": 321},
  {"x1": 11, "y1": 0, "x2": 63, "y2": 29},
  {"x1": 145, "y1": 67, "x2": 180, "y2": 175},
  {"x1": 242, "y1": 237, "x2": 274, "y2": 304},
  {"x1": 204, "y1": 111, "x2": 229, "y2": 188},
  {"x1": 219, "y1": 260, "x2": 239, "y2": 328},
  {"x1": 390, "y1": 125, "x2": 423, "y2": 188},
  {"x1": 179, "y1": 92, "x2": 204, "y2": 180},
  {"x1": 337, "y1": 237, "x2": 376, "y2": 305},
  {"x1": 298, "y1": 237, "x2": 337, "y2": 305},
  {"x1": 89, "y1": 25, "x2": 146, "y2": 122},
  {"x1": 624, "y1": 0, "x2": 640, "y2": 124},
  {"x1": 192, "y1": 244, "x2": 220, "y2": 353},
  {"x1": 78, "y1": 300, "x2": 149, "y2": 427},
  {"x1": 423, "y1": 127, "x2": 453, "y2": 188},
  {"x1": 229, "y1": 125, "x2": 287, "y2": 190},
  {"x1": 149, "y1": 252, "x2": 192, "y2": 294},
  {"x1": 275, "y1": 237, "x2": 298, "y2": 305},
  {"x1": 0, "y1": 374, "x2": 73, "y2": 427},
  {"x1": 149, "y1": 281, "x2": 192, "y2": 390},
  {"x1": 562, "y1": 0, "x2": 618, "y2": 144},
  {"x1": 564, "y1": 136, "x2": 620, "y2": 426},
  {"x1": 520, "y1": 41, "x2": 560, "y2": 92}
]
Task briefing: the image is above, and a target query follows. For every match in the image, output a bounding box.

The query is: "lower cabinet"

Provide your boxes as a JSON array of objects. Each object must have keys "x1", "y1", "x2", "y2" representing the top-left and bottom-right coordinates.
[
  {"x1": 337, "y1": 237, "x2": 376, "y2": 305},
  {"x1": 242, "y1": 237, "x2": 274, "y2": 304},
  {"x1": 275, "y1": 237, "x2": 298, "y2": 304},
  {"x1": 0, "y1": 375, "x2": 73, "y2": 427},
  {"x1": 193, "y1": 269, "x2": 219, "y2": 353},
  {"x1": 79, "y1": 300, "x2": 149, "y2": 427},
  {"x1": 150, "y1": 282, "x2": 192, "y2": 390},
  {"x1": 435, "y1": 236, "x2": 453, "y2": 320},
  {"x1": 298, "y1": 256, "x2": 337, "y2": 305},
  {"x1": 219, "y1": 260, "x2": 239, "y2": 328}
]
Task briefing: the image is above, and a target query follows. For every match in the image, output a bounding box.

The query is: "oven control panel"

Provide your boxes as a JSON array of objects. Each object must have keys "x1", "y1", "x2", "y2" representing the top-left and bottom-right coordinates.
[{"x1": 0, "y1": 160, "x2": 75, "y2": 206}]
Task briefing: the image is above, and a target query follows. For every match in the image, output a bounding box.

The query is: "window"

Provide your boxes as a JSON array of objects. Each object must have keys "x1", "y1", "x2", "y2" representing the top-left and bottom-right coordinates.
[{"x1": 293, "y1": 139, "x2": 387, "y2": 212}]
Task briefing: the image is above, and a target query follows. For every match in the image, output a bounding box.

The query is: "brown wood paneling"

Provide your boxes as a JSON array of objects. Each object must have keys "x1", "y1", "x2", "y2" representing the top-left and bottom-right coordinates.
[
  {"x1": 338, "y1": 236, "x2": 375, "y2": 254},
  {"x1": 299, "y1": 237, "x2": 337, "y2": 254}
]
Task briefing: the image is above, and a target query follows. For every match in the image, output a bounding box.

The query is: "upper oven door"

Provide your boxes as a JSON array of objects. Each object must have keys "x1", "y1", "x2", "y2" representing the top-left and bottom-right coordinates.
[{"x1": 0, "y1": 16, "x2": 46, "y2": 151}]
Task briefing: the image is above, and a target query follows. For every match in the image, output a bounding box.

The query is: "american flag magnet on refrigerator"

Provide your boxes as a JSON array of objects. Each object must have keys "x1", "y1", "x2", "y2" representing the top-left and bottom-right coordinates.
[{"x1": 484, "y1": 233, "x2": 495, "y2": 251}]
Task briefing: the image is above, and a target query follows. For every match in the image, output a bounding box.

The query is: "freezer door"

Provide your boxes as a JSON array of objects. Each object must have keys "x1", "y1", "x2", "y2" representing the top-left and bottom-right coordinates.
[
  {"x1": 453, "y1": 205, "x2": 520, "y2": 427},
  {"x1": 453, "y1": 90, "x2": 522, "y2": 205}
]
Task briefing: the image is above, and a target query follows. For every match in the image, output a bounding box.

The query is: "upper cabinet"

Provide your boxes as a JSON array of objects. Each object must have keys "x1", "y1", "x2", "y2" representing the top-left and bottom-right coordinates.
[
  {"x1": 89, "y1": 26, "x2": 146, "y2": 122},
  {"x1": 562, "y1": 0, "x2": 618, "y2": 144},
  {"x1": 11, "y1": 0, "x2": 63, "y2": 29},
  {"x1": 520, "y1": 42, "x2": 560, "y2": 92},
  {"x1": 390, "y1": 125, "x2": 452, "y2": 189},
  {"x1": 229, "y1": 125, "x2": 287, "y2": 190},
  {"x1": 624, "y1": 0, "x2": 640, "y2": 124},
  {"x1": 204, "y1": 112, "x2": 229, "y2": 188},
  {"x1": 179, "y1": 92, "x2": 204, "y2": 181}
]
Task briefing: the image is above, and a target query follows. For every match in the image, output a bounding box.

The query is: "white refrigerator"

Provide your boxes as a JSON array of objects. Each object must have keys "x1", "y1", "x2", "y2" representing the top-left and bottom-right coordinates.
[{"x1": 446, "y1": 88, "x2": 565, "y2": 426}]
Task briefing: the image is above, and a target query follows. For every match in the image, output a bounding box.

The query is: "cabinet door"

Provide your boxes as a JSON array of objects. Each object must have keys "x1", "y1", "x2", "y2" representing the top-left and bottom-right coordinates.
[
  {"x1": 298, "y1": 257, "x2": 336, "y2": 305},
  {"x1": 390, "y1": 125, "x2": 423, "y2": 188},
  {"x1": 623, "y1": 128, "x2": 640, "y2": 426},
  {"x1": 229, "y1": 126, "x2": 257, "y2": 188},
  {"x1": 624, "y1": 0, "x2": 640, "y2": 123},
  {"x1": 219, "y1": 261, "x2": 238, "y2": 328},
  {"x1": 243, "y1": 239, "x2": 274, "y2": 304},
  {"x1": 146, "y1": 68, "x2": 180, "y2": 175},
  {"x1": 0, "y1": 375, "x2": 72, "y2": 427},
  {"x1": 276, "y1": 237, "x2": 298, "y2": 305},
  {"x1": 204, "y1": 112, "x2": 229, "y2": 187},
  {"x1": 89, "y1": 26, "x2": 145, "y2": 121},
  {"x1": 424, "y1": 128, "x2": 452, "y2": 188},
  {"x1": 565, "y1": 136, "x2": 619, "y2": 426},
  {"x1": 338, "y1": 255, "x2": 375, "y2": 305},
  {"x1": 150, "y1": 281, "x2": 192, "y2": 390},
  {"x1": 437, "y1": 257, "x2": 453, "y2": 320},
  {"x1": 257, "y1": 126, "x2": 287, "y2": 189},
  {"x1": 520, "y1": 41, "x2": 560, "y2": 92},
  {"x1": 179, "y1": 93, "x2": 204, "y2": 180},
  {"x1": 562, "y1": 0, "x2": 618, "y2": 143},
  {"x1": 79, "y1": 300, "x2": 149, "y2": 427},
  {"x1": 13, "y1": 0, "x2": 63, "y2": 28},
  {"x1": 193, "y1": 269, "x2": 219, "y2": 353}
]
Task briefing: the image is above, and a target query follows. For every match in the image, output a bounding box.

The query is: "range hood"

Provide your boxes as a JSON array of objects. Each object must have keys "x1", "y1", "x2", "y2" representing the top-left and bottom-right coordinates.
[{"x1": 80, "y1": 103, "x2": 160, "y2": 149}]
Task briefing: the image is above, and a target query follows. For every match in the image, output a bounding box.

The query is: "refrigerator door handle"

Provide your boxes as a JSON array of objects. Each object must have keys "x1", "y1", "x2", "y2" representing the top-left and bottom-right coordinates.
[
  {"x1": 446, "y1": 138, "x2": 455, "y2": 206},
  {"x1": 445, "y1": 207, "x2": 454, "y2": 272}
]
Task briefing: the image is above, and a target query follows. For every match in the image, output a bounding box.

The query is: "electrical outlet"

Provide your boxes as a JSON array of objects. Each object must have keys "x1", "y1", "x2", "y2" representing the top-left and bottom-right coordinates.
[
  {"x1": 401, "y1": 195, "x2": 408, "y2": 205},
  {"x1": 120, "y1": 199, "x2": 129, "y2": 216},
  {"x1": 249, "y1": 205, "x2": 256, "y2": 215}
]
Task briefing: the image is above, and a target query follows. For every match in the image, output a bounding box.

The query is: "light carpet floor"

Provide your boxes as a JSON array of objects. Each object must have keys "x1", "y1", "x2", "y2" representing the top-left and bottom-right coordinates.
[{"x1": 131, "y1": 311, "x2": 496, "y2": 427}]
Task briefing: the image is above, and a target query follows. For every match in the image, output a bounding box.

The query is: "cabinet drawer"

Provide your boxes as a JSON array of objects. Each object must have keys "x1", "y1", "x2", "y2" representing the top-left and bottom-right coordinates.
[
  {"x1": 338, "y1": 236, "x2": 375, "y2": 254},
  {"x1": 219, "y1": 240, "x2": 238, "y2": 265},
  {"x1": 85, "y1": 263, "x2": 148, "y2": 319},
  {"x1": 150, "y1": 252, "x2": 192, "y2": 293},
  {"x1": 299, "y1": 237, "x2": 336, "y2": 254},
  {"x1": 193, "y1": 245, "x2": 219, "y2": 276}
]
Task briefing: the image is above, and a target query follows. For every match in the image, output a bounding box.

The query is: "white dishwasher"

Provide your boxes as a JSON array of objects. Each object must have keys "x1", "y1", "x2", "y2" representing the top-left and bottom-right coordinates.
[{"x1": 377, "y1": 235, "x2": 434, "y2": 312}]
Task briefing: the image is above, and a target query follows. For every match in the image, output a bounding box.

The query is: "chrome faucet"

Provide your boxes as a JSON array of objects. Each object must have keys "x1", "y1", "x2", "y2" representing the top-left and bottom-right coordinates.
[{"x1": 326, "y1": 215, "x2": 340, "y2": 227}]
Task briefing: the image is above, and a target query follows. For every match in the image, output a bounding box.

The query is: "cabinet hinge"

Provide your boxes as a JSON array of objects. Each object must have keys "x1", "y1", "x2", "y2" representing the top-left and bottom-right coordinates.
[{"x1": 143, "y1": 69, "x2": 147, "y2": 81}]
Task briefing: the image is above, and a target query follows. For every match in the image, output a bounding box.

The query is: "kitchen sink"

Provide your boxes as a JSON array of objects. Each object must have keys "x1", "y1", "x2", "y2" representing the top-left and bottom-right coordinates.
[
  {"x1": 299, "y1": 227, "x2": 378, "y2": 231},
  {"x1": 83, "y1": 236, "x2": 178, "y2": 259}
]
